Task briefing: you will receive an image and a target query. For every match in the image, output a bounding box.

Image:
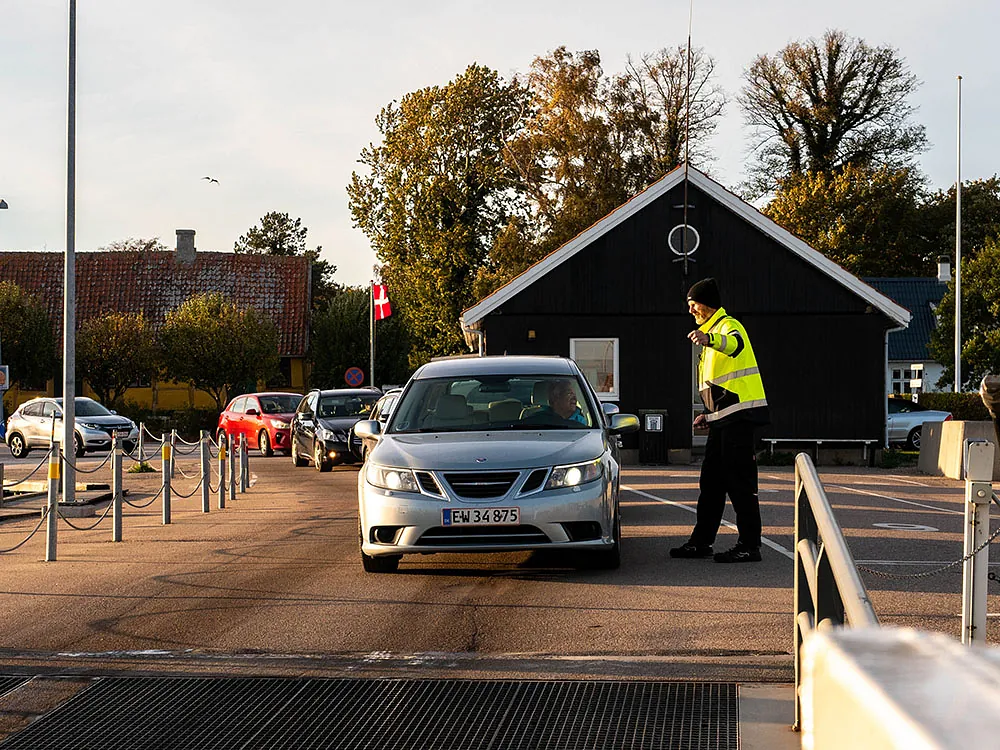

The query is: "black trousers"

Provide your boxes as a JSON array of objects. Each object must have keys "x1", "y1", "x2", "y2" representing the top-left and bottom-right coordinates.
[{"x1": 690, "y1": 420, "x2": 761, "y2": 548}]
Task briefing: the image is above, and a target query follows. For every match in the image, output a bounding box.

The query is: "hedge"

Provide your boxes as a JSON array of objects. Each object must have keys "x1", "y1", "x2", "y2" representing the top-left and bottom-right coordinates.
[{"x1": 913, "y1": 392, "x2": 992, "y2": 421}]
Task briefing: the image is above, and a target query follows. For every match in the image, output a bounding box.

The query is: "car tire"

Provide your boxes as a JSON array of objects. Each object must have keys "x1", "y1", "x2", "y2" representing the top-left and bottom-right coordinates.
[
  {"x1": 8, "y1": 433, "x2": 28, "y2": 459},
  {"x1": 906, "y1": 426, "x2": 922, "y2": 451},
  {"x1": 258, "y1": 430, "x2": 273, "y2": 458},
  {"x1": 359, "y1": 520, "x2": 400, "y2": 573},
  {"x1": 291, "y1": 437, "x2": 307, "y2": 467},
  {"x1": 314, "y1": 441, "x2": 332, "y2": 472},
  {"x1": 74, "y1": 433, "x2": 85, "y2": 458}
]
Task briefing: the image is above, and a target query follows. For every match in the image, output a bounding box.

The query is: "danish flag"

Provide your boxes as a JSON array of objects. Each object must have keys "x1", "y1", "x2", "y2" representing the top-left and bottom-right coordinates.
[{"x1": 373, "y1": 284, "x2": 392, "y2": 321}]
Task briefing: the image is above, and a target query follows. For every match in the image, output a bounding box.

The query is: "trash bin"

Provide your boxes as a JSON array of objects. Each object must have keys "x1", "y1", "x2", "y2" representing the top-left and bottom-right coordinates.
[{"x1": 638, "y1": 409, "x2": 668, "y2": 465}]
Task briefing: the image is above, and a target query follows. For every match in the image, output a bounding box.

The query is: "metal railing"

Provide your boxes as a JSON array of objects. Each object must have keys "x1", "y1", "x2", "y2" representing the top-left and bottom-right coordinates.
[{"x1": 793, "y1": 451, "x2": 878, "y2": 731}]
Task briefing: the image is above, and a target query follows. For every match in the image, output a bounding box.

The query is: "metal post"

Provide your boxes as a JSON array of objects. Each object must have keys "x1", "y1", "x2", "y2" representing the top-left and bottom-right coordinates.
[
  {"x1": 239, "y1": 436, "x2": 248, "y2": 493},
  {"x1": 170, "y1": 429, "x2": 177, "y2": 478},
  {"x1": 112, "y1": 435, "x2": 122, "y2": 542},
  {"x1": 955, "y1": 75, "x2": 963, "y2": 393},
  {"x1": 228, "y1": 435, "x2": 237, "y2": 500},
  {"x1": 161, "y1": 434, "x2": 171, "y2": 525},
  {"x1": 63, "y1": 0, "x2": 77, "y2": 506},
  {"x1": 0, "y1": 463, "x2": 4, "y2": 508},
  {"x1": 137, "y1": 423, "x2": 144, "y2": 463},
  {"x1": 961, "y1": 440, "x2": 994, "y2": 645},
  {"x1": 199, "y1": 430, "x2": 210, "y2": 513},
  {"x1": 218, "y1": 435, "x2": 227, "y2": 509},
  {"x1": 45, "y1": 441, "x2": 59, "y2": 561}
]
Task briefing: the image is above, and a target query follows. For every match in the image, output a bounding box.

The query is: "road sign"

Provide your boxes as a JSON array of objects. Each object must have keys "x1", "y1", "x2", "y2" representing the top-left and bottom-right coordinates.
[
  {"x1": 0, "y1": 365, "x2": 8, "y2": 391},
  {"x1": 345, "y1": 367, "x2": 364, "y2": 387}
]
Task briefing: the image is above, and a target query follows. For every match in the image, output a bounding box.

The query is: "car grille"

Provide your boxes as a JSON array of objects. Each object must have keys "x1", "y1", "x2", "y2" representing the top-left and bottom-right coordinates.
[
  {"x1": 443, "y1": 471, "x2": 519, "y2": 499},
  {"x1": 417, "y1": 525, "x2": 549, "y2": 546},
  {"x1": 415, "y1": 471, "x2": 442, "y2": 495},
  {"x1": 99, "y1": 423, "x2": 133, "y2": 436},
  {"x1": 520, "y1": 468, "x2": 549, "y2": 494}
]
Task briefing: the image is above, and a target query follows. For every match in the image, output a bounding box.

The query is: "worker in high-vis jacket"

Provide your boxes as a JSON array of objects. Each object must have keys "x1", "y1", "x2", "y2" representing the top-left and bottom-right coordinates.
[{"x1": 671, "y1": 277, "x2": 770, "y2": 563}]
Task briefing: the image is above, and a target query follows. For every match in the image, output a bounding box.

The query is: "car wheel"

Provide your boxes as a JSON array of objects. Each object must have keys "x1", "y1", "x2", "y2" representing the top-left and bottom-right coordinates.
[
  {"x1": 359, "y1": 520, "x2": 400, "y2": 573},
  {"x1": 906, "y1": 426, "x2": 922, "y2": 451},
  {"x1": 258, "y1": 430, "x2": 273, "y2": 458},
  {"x1": 314, "y1": 441, "x2": 332, "y2": 472},
  {"x1": 8, "y1": 433, "x2": 28, "y2": 459},
  {"x1": 291, "y1": 437, "x2": 307, "y2": 467},
  {"x1": 74, "y1": 433, "x2": 85, "y2": 458}
]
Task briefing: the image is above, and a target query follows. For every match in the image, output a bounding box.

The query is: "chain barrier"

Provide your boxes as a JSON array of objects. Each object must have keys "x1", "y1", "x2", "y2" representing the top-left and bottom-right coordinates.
[
  {"x1": 0, "y1": 507, "x2": 49, "y2": 554},
  {"x1": 140, "y1": 424, "x2": 163, "y2": 443},
  {"x1": 58, "y1": 500, "x2": 114, "y2": 531},
  {"x1": 175, "y1": 462, "x2": 199, "y2": 480},
  {"x1": 171, "y1": 475, "x2": 206, "y2": 499},
  {"x1": 1, "y1": 453, "x2": 50, "y2": 487},
  {"x1": 124, "y1": 483, "x2": 165, "y2": 509},
  {"x1": 58, "y1": 449, "x2": 114, "y2": 474},
  {"x1": 174, "y1": 434, "x2": 201, "y2": 447},
  {"x1": 172, "y1": 443, "x2": 201, "y2": 456}
]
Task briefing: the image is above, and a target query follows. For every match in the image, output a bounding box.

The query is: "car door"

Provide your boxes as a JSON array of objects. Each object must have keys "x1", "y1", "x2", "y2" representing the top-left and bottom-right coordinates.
[
  {"x1": 243, "y1": 396, "x2": 264, "y2": 448},
  {"x1": 886, "y1": 399, "x2": 902, "y2": 442},
  {"x1": 19, "y1": 402, "x2": 46, "y2": 446},
  {"x1": 293, "y1": 392, "x2": 318, "y2": 456},
  {"x1": 229, "y1": 397, "x2": 247, "y2": 445}
]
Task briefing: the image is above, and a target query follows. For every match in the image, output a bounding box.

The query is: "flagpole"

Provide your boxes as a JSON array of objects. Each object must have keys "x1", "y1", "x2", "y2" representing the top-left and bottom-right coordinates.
[
  {"x1": 954, "y1": 75, "x2": 962, "y2": 393},
  {"x1": 369, "y1": 281, "x2": 375, "y2": 389}
]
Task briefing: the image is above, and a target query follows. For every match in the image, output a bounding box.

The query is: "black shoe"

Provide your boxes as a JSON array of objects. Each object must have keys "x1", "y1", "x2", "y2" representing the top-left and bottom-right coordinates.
[
  {"x1": 670, "y1": 542, "x2": 714, "y2": 559},
  {"x1": 713, "y1": 544, "x2": 762, "y2": 563}
]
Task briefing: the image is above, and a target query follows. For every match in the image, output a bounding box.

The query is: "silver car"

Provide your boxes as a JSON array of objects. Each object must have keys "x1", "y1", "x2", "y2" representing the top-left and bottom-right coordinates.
[
  {"x1": 5, "y1": 397, "x2": 139, "y2": 458},
  {"x1": 887, "y1": 397, "x2": 953, "y2": 450},
  {"x1": 354, "y1": 356, "x2": 639, "y2": 573}
]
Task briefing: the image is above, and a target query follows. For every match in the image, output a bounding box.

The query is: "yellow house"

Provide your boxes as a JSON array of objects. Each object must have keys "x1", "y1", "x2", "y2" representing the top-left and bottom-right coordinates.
[{"x1": 0, "y1": 229, "x2": 311, "y2": 412}]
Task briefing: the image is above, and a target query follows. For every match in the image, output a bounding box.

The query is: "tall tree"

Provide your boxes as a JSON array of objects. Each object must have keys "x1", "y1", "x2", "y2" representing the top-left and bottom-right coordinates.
[
  {"x1": 917, "y1": 176, "x2": 1000, "y2": 264},
  {"x1": 76, "y1": 312, "x2": 159, "y2": 407},
  {"x1": 929, "y1": 237, "x2": 1000, "y2": 390},
  {"x1": 764, "y1": 165, "x2": 930, "y2": 276},
  {"x1": 309, "y1": 287, "x2": 411, "y2": 389},
  {"x1": 235, "y1": 212, "x2": 340, "y2": 311},
  {"x1": 160, "y1": 293, "x2": 279, "y2": 410},
  {"x1": 348, "y1": 63, "x2": 530, "y2": 364},
  {"x1": 740, "y1": 29, "x2": 927, "y2": 196},
  {"x1": 97, "y1": 237, "x2": 168, "y2": 252},
  {"x1": 0, "y1": 281, "x2": 57, "y2": 391}
]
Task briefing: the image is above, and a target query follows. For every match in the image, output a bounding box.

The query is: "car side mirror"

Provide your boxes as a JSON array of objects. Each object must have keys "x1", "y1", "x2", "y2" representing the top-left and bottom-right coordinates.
[
  {"x1": 609, "y1": 413, "x2": 640, "y2": 434},
  {"x1": 601, "y1": 402, "x2": 620, "y2": 417},
  {"x1": 353, "y1": 420, "x2": 381, "y2": 439},
  {"x1": 246, "y1": 408, "x2": 259, "y2": 417},
  {"x1": 110, "y1": 409, "x2": 118, "y2": 415}
]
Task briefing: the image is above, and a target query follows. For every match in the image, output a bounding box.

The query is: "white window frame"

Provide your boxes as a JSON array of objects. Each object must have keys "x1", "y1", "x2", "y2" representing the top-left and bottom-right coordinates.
[{"x1": 570, "y1": 337, "x2": 620, "y2": 401}]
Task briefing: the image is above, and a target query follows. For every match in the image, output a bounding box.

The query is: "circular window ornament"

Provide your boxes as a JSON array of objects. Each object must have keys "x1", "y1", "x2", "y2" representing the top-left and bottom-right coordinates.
[{"x1": 668, "y1": 224, "x2": 700, "y2": 257}]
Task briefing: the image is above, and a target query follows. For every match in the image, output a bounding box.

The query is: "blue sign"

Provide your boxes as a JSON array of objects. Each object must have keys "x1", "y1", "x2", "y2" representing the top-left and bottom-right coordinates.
[{"x1": 345, "y1": 367, "x2": 365, "y2": 387}]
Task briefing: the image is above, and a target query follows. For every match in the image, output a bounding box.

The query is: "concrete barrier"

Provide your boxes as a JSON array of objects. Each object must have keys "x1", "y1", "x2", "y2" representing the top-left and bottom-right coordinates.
[
  {"x1": 918, "y1": 420, "x2": 999, "y2": 480},
  {"x1": 801, "y1": 627, "x2": 1000, "y2": 749}
]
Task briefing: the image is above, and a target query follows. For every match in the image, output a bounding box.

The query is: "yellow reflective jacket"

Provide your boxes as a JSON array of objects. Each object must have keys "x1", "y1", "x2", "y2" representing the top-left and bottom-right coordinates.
[{"x1": 697, "y1": 307, "x2": 769, "y2": 426}]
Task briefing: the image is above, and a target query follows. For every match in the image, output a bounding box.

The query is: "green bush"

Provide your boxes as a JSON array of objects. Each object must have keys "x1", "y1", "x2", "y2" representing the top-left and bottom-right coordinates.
[
  {"x1": 914, "y1": 392, "x2": 991, "y2": 421},
  {"x1": 877, "y1": 449, "x2": 918, "y2": 469},
  {"x1": 757, "y1": 450, "x2": 797, "y2": 466},
  {"x1": 114, "y1": 401, "x2": 218, "y2": 442}
]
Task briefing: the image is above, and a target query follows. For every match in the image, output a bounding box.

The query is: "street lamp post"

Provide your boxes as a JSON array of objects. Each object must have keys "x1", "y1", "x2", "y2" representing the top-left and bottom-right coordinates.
[{"x1": 62, "y1": 0, "x2": 78, "y2": 510}]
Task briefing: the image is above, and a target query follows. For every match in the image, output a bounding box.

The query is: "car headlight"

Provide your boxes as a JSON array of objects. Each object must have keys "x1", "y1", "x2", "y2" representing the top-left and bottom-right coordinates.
[
  {"x1": 80, "y1": 421, "x2": 102, "y2": 430},
  {"x1": 545, "y1": 458, "x2": 603, "y2": 489},
  {"x1": 318, "y1": 427, "x2": 336, "y2": 441},
  {"x1": 269, "y1": 419, "x2": 290, "y2": 429},
  {"x1": 366, "y1": 464, "x2": 420, "y2": 492}
]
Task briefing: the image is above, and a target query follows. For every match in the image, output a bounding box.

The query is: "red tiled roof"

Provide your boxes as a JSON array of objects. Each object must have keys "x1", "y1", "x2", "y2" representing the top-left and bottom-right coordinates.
[{"x1": 0, "y1": 251, "x2": 311, "y2": 357}]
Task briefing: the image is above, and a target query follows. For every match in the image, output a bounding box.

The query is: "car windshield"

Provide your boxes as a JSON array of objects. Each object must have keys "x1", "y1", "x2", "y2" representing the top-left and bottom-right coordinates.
[
  {"x1": 54, "y1": 399, "x2": 112, "y2": 417},
  {"x1": 390, "y1": 375, "x2": 597, "y2": 433},
  {"x1": 317, "y1": 394, "x2": 379, "y2": 418},
  {"x1": 258, "y1": 394, "x2": 302, "y2": 414}
]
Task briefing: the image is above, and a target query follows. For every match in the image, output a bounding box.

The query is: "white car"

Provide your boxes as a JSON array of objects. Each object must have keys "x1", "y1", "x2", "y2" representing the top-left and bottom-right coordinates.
[
  {"x1": 354, "y1": 355, "x2": 639, "y2": 573},
  {"x1": 5, "y1": 396, "x2": 139, "y2": 458},
  {"x1": 887, "y1": 397, "x2": 952, "y2": 450}
]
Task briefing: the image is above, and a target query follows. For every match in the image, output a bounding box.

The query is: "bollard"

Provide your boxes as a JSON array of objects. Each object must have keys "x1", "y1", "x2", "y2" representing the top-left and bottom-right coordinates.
[
  {"x1": 239, "y1": 436, "x2": 248, "y2": 493},
  {"x1": 218, "y1": 434, "x2": 227, "y2": 510},
  {"x1": 162, "y1": 435, "x2": 172, "y2": 525},
  {"x1": 228, "y1": 435, "x2": 237, "y2": 500},
  {"x1": 961, "y1": 439, "x2": 995, "y2": 645},
  {"x1": 112, "y1": 436, "x2": 123, "y2": 542},
  {"x1": 45, "y1": 441, "x2": 59, "y2": 561},
  {"x1": 200, "y1": 430, "x2": 210, "y2": 513},
  {"x1": 170, "y1": 429, "x2": 178, "y2": 479},
  {"x1": 138, "y1": 424, "x2": 145, "y2": 463},
  {"x1": 0, "y1": 462, "x2": 4, "y2": 508}
]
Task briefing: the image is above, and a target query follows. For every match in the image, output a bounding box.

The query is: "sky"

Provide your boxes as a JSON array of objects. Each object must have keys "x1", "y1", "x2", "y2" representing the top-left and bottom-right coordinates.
[{"x1": 1, "y1": 1, "x2": 997, "y2": 288}]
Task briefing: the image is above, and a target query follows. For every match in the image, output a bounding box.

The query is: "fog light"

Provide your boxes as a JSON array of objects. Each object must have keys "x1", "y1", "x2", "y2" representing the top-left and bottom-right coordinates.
[{"x1": 328, "y1": 450, "x2": 337, "y2": 459}]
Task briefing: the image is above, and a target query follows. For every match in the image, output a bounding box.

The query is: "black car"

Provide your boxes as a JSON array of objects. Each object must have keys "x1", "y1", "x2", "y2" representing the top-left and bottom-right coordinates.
[{"x1": 290, "y1": 388, "x2": 381, "y2": 471}]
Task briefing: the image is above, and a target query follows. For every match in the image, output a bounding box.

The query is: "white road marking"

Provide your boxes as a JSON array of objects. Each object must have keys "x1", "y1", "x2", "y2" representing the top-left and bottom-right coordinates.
[
  {"x1": 882, "y1": 475, "x2": 932, "y2": 487},
  {"x1": 622, "y1": 485, "x2": 795, "y2": 560},
  {"x1": 872, "y1": 523, "x2": 939, "y2": 532},
  {"x1": 826, "y1": 484, "x2": 963, "y2": 516},
  {"x1": 854, "y1": 560, "x2": 1000, "y2": 567}
]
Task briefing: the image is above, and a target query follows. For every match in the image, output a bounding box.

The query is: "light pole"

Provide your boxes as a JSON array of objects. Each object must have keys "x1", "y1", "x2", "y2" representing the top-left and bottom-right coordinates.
[
  {"x1": 62, "y1": 0, "x2": 78, "y2": 510},
  {"x1": 0, "y1": 201, "x2": 6, "y2": 438}
]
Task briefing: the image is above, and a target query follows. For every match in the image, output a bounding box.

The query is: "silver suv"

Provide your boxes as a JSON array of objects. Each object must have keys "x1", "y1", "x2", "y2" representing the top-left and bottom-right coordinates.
[{"x1": 5, "y1": 397, "x2": 138, "y2": 458}]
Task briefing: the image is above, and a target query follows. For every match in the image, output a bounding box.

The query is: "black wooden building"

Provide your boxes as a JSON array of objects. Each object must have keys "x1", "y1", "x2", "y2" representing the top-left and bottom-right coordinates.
[{"x1": 459, "y1": 166, "x2": 910, "y2": 456}]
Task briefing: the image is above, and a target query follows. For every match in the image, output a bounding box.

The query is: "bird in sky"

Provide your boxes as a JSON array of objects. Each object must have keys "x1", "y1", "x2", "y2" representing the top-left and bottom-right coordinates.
[{"x1": 202, "y1": 176, "x2": 219, "y2": 184}]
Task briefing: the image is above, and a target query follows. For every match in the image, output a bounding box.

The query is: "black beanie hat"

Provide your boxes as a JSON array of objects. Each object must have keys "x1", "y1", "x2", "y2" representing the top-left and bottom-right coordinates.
[{"x1": 687, "y1": 277, "x2": 722, "y2": 309}]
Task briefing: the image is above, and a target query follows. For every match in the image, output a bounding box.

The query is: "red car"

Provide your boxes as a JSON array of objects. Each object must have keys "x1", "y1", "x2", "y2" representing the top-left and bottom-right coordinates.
[{"x1": 217, "y1": 392, "x2": 303, "y2": 456}]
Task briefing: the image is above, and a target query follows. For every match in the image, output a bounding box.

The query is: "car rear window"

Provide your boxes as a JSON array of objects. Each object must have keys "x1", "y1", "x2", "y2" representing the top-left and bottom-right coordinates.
[{"x1": 259, "y1": 394, "x2": 302, "y2": 414}]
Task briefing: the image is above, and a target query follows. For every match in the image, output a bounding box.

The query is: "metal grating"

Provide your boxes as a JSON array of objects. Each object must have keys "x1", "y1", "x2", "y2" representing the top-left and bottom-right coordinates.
[
  {"x1": 444, "y1": 471, "x2": 519, "y2": 499},
  {"x1": 417, "y1": 525, "x2": 549, "y2": 546},
  {"x1": 0, "y1": 677, "x2": 29, "y2": 699},
  {"x1": 0, "y1": 678, "x2": 737, "y2": 750}
]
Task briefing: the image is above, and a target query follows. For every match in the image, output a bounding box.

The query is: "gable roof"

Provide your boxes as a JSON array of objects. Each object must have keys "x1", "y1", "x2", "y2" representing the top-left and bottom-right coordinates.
[
  {"x1": 864, "y1": 277, "x2": 946, "y2": 362},
  {"x1": 0, "y1": 251, "x2": 311, "y2": 357},
  {"x1": 461, "y1": 164, "x2": 910, "y2": 329}
]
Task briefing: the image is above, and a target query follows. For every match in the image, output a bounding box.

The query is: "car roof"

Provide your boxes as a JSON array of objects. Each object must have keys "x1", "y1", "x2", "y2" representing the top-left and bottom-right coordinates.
[
  {"x1": 411, "y1": 355, "x2": 577, "y2": 380},
  {"x1": 237, "y1": 392, "x2": 302, "y2": 398},
  {"x1": 314, "y1": 388, "x2": 382, "y2": 397}
]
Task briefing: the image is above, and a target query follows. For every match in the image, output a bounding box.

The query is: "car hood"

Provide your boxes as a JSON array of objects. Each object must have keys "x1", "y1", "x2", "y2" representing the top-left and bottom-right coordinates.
[
  {"x1": 72, "y1": 415, "x2": 134, "y2": 427},
  {"x1": 371, "y1": 430, "x2": 606, "y2": 471},
  {"x1": 317, "y1": 417, "x2": 365, "y2": 432}
]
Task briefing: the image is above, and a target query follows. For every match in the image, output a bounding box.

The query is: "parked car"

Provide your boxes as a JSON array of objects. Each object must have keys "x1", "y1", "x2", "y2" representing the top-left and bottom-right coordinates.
[
  {"x1": 353, "y1": 355, "x2": 639, "y2": 573},
  {"x1": 290, "y1": 388, "x2": 382, "y2": 471},
  {"x1": 5, "y1": 396, "x2": 138, "y2": 458},
  {"x1": 217, "y1": 392, "x2": 302, "y2": 457},
  {"x1": 362, "y1": 388, "x2": 403, "y2": 463},
  {"x1": 887, "y1": 397, "x2": 953, "y2": 450}
]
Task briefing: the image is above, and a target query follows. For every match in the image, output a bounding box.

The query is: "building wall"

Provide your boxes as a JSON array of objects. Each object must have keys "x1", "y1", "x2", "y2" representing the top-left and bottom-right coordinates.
[{"x1": 481, "y1": 182, "x2": 894, "y2": 448}]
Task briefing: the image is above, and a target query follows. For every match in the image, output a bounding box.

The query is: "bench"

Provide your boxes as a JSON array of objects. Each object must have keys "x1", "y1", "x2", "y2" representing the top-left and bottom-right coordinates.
[{"x1": 762, "y1": 438, "x2": 880, "y2": 463}]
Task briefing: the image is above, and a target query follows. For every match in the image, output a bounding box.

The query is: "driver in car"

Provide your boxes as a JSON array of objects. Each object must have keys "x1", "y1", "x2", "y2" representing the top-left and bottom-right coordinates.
[{"x1": 542, "y1": 379, "x2": 588, "y2": 426}]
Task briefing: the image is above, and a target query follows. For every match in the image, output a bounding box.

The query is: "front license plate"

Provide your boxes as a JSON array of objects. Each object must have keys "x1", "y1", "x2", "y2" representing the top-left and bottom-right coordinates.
[
  {"x1": 113, "y1": 429, "x2": 130, "y2": 437},
  {"x1": 442, "y1": 507, "x2": 520, "y2": 526}
]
